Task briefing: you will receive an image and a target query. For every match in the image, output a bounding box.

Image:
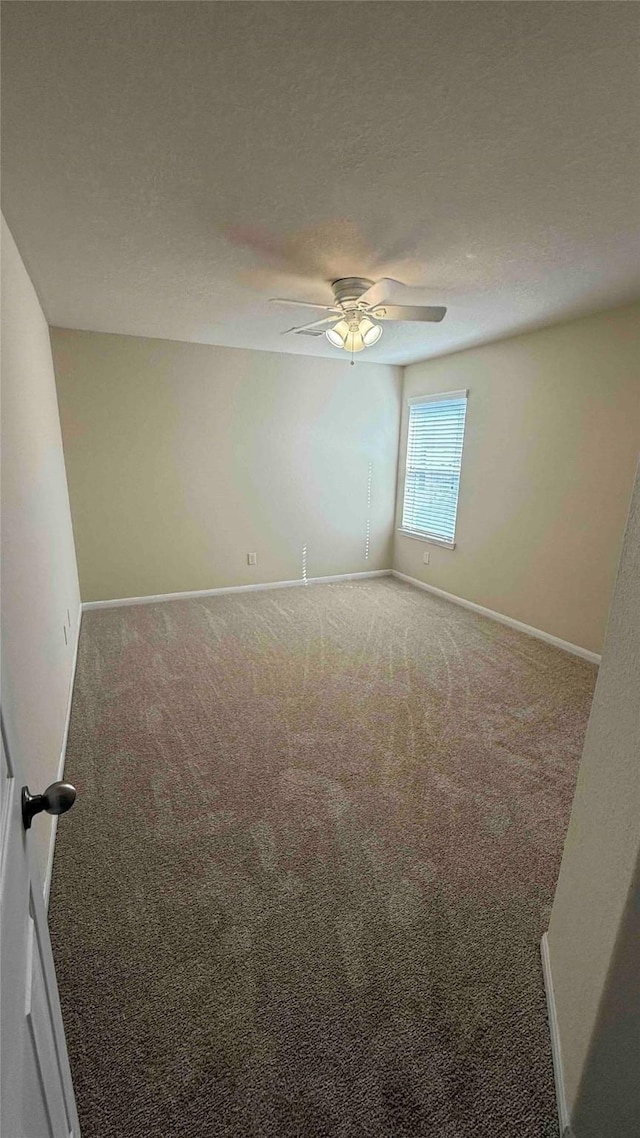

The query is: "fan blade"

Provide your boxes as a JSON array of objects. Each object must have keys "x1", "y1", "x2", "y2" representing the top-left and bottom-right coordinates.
[
  {"x1": 270, "y1": 298, "x2": 341, "y2": 313},
  {"x1": 373, "y1": 305, "x2": 447, "y2": 324},
  {"x1": 282, "y1": 315, "x2": 339, "y2": 336},
  {"x1": 357, "y1": 278, "x2": 404, "y2": 308}
]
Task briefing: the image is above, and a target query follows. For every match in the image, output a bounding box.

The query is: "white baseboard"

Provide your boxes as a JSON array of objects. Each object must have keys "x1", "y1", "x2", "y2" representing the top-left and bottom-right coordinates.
[
  {"x1": 44, "y1": 602, "x2": 82, "y2": 908},
  {"x1": 81, "y1": 570, "x2": 392, "y2": 611},
  {"x1": 82, "y1": 570, "x2": 600, "y2": 665},
  {"x1": 391, "y1": 571, "x2": 601, "y2": 665},
  {"x1": 541, "y1": 933, "x2": 574, "y2": 1138}
]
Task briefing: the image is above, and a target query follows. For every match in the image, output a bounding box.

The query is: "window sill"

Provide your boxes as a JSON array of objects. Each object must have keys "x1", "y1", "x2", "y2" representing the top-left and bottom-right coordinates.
[{"x1": 397, "y1": 529, "x2": 456, "y2": 550}]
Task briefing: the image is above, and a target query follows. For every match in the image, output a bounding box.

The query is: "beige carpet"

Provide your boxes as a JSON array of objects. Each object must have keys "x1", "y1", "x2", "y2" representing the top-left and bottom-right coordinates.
[{"x1": 49, "y1": 577, "x2": 596, "y2": 1137}]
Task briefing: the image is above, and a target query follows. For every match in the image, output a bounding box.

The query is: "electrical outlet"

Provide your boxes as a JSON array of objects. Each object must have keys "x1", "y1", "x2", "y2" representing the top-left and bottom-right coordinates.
[
  {"x1": 247, "y1": 553, "x2": 257, "y2": 566},
  {"x1": 423, "y1": 551, "x2": 430, "y2": 565}
]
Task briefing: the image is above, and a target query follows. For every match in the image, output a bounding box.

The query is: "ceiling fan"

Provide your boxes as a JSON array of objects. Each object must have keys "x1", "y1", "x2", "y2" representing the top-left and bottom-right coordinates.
[{"x1": 270, "y1": 277, "x2": 446, "y2": 356}]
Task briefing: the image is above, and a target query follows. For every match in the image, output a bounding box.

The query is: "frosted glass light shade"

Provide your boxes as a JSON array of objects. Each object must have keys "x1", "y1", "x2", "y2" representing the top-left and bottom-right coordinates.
[
  {"x1": 326, "y1": 319, "x2": 349, "y2": 347},
  {"x1": 360, "y1": 317, "x2": 383, "y2": 346},
  {"x1": 344, "y1": 329, "x2": 366, "y2": 353}
]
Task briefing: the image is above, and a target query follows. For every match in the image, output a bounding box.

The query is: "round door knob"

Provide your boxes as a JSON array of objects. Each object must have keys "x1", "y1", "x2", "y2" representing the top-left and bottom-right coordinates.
[{"x1": 22, "y1": 781, "x2": 77, "y2": 830}]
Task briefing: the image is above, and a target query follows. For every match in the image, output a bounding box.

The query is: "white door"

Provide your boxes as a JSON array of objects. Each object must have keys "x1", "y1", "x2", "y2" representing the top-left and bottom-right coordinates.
[{"x1": 0, "y1": 724, "x2": 81, "y2": 1138}]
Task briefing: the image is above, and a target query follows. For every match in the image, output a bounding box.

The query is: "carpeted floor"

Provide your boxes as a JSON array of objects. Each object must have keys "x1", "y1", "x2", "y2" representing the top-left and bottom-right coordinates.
[{"x1": 49, "y1": 578, "x2": 596, "y2": 1137}]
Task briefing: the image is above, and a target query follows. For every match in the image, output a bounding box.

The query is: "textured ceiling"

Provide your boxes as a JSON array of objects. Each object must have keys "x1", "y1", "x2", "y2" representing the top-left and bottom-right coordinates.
[{"x1": 2, "y1": 1, "x2": 639, "y2": 365}]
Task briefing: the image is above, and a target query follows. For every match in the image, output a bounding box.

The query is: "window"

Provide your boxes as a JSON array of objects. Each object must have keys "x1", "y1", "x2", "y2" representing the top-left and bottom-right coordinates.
[{"x1": 400, "y1": 390, "x2": 468, "y2": 548}]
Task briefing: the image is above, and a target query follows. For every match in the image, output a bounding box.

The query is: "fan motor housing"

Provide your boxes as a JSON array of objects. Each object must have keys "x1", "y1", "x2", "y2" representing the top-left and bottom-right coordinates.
[{"x1": 331, "y1": 277, "x2": 374, "y2": 307}]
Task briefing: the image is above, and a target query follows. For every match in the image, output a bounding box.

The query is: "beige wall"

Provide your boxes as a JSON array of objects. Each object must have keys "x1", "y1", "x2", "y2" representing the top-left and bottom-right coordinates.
[
  {"x1": 547, "y1": 460, "x2": 640, "y2": 1137},
  {"x1": 51, "y1": 330, "x2": 402, "y2": 602},
  {"x1": 1, "y1": 218, "x2": 81, "y2": 886},
  {"x1": 394, "y1": 304, "x2": 640, "y2": 654}
]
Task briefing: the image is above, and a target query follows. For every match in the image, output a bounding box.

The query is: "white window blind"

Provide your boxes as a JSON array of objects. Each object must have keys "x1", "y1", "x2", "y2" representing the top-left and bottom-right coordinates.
[{"x1": 401, "y1": 390, "x2": 468, "y2": 547}]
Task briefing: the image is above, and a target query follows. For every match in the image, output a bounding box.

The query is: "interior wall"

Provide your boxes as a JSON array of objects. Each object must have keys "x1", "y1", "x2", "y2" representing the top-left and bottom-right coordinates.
[
  {"x1": 51, "y1": 329, "x2": 402, "y2": 602},
  {"x1": 546, "y1": 459, "x2": 640, "y2": 1138},
  {"x1": 394, "y1": 303, "x2": 640, "y2": 654},
  {"x1": 1, "y1": 217, "x2": 81, "y2": 886}
]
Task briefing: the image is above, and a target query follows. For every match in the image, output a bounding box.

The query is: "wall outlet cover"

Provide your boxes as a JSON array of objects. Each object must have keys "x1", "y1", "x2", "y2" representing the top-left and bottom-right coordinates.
[
  {"x1": 247, "y1": 553, "x2": 257, "y2": 566},
  {"x1": 423, "y1": 551, "x2": 430, "y2": 564}
]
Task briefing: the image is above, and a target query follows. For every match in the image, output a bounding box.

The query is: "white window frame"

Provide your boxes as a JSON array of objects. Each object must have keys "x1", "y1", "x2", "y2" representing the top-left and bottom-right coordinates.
[{"x1": 398, "y1": 389, "x2": 468, "y2": 550}]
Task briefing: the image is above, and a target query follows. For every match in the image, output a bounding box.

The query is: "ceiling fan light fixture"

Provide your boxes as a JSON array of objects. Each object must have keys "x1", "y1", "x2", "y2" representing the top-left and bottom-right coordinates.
[
  {"x1": 325, "y1": 315, "x2": 382, "y2": 353},
  {"x1": 273, "y1": 276, "x2": 447, "y2": 349}
]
